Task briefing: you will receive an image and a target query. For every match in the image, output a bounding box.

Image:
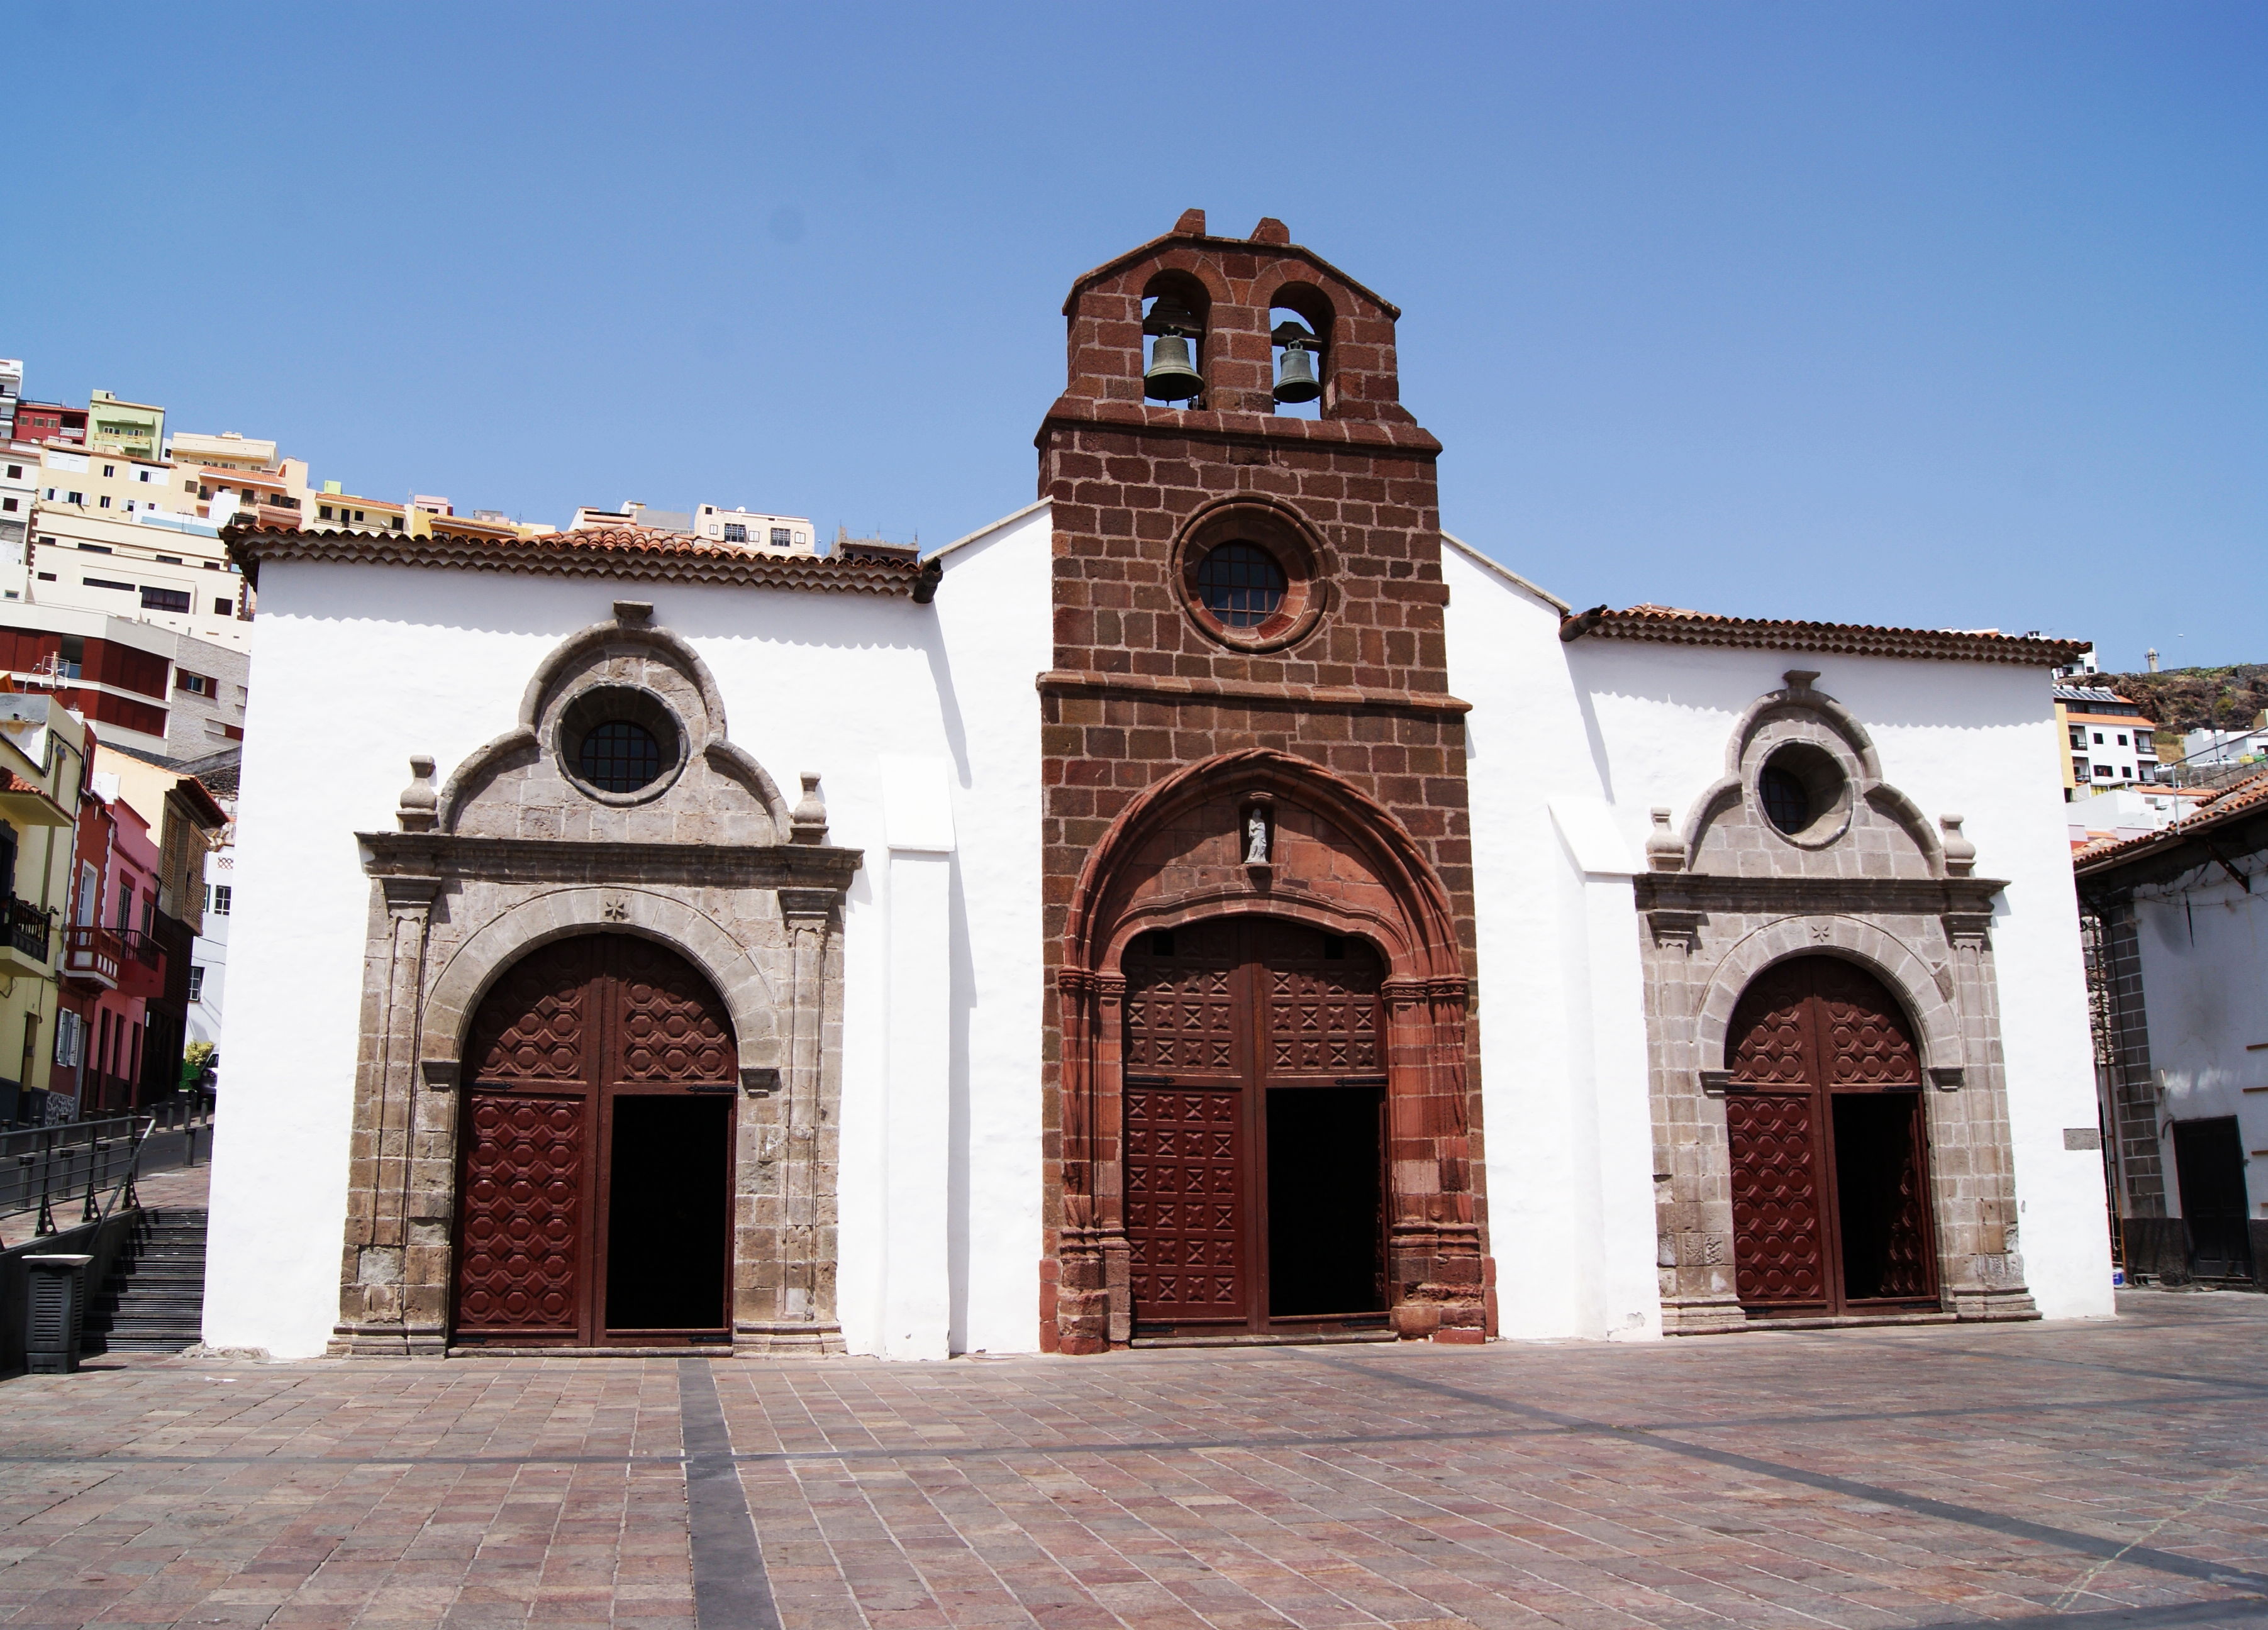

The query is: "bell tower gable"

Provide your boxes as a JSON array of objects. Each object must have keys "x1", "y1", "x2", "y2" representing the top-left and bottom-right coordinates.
[{"x1": 1053, "y1": 209, "x2": 1425, "y2": 426}]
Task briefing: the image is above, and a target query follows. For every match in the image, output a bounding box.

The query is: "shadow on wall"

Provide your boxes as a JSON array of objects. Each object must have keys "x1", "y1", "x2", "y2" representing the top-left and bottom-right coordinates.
[{"x1": 1567, "y1": 643, "x2": 2058, "y2": 733}]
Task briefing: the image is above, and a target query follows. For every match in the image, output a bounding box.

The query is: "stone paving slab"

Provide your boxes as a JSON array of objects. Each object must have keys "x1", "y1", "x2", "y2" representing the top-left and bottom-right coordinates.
[{"x1": 1, "y1": 1292, "x2": 2264, "y2": 1629}]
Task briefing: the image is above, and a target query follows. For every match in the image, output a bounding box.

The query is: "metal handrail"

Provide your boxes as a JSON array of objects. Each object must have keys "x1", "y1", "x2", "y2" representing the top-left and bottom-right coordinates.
[
  {"x1": 6, "y1": 895, "x2": 51, "y2": 962},
  {"x1": 0, "y1": 1094, "x2": 211, "y2": 1232}
]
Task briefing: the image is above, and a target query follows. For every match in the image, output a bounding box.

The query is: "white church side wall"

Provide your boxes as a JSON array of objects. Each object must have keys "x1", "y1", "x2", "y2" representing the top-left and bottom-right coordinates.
[
  {"x1": 1443, "y1": 541, "x2": 1662, "y2": 1340},
  {"x1": 1568, "y1": 641, "x2": 2113, "y2": 1322},
  {"x1": 207, "y1": 512, "x2": 1053, "y2": 1360}
]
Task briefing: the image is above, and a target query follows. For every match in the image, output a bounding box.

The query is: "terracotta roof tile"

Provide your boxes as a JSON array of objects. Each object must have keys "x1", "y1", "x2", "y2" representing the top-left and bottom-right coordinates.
[
  {"x1": 226, "y1": 522, "x2": 938, "y2": 599},
  {"x1": 2073, "y1": 768, "x2": 2268, "y2": 872},
  {"x1": 1559, "y1": 604, "x2": 2088, "y2": 667}
]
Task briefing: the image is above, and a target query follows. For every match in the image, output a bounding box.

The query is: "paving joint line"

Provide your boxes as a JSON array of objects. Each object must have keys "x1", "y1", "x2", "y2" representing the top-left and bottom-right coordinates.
[{"x1": 1294, "y1": 1350, "x2": 2268, "y2": 1603}]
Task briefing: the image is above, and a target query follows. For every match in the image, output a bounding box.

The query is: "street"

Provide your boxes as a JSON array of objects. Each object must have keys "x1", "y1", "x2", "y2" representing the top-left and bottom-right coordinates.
[{"x1": 2, "y1": 1294, "x2": 2264, "y2": 1629}]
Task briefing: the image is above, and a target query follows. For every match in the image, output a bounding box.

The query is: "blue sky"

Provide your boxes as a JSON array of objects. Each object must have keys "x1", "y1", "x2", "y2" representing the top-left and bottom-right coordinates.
[{"x1": 9, "y1": 4, "x2": 2261, "y2": 670}]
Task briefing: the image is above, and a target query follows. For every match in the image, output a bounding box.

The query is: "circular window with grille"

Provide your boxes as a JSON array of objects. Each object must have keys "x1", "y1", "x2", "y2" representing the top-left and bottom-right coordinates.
[
  {"x1": 1755, "y1": 741, "x2": 1849, "y2": 845},
  {"x1": 557, "y1": 685, "x2": 686, "y2": 804},
  {"x1": 1173, "y1": 501, "x2": 1326, "y2": 651}
]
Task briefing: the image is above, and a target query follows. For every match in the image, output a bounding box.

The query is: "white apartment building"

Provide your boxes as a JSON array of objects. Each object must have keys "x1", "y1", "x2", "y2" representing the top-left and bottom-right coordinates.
[
  {"x1": 694, "y1": 505, "x2": 814, "y2": 552},
  {"x1": 23, "y1": 506, "x2": 252, "y2": 651}
]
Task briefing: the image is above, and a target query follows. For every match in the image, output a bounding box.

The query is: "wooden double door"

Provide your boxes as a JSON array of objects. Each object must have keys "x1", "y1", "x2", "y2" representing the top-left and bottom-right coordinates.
[
  {"x1": 1725, "y1": 956, "x2": 1939, "y2": 1316},
  {"x1": 1120, "y1": 918, "x2": 1390, "y2": 1337},
  {"x1": 452, "y1": 933, "x2": 737, "y2": 1346}
]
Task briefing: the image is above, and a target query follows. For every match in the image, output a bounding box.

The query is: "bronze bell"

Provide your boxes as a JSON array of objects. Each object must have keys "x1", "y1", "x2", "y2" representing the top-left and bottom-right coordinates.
[
  {"x1": 1143, "y1": 332, "x2": 1203, "y2": 401},
  {"x1": 1271, "y1": 318, "x2": 1321, "y2": 404},
  {"x1": 1142, "y1": 296, "x2": 1204, "y2": 402}
]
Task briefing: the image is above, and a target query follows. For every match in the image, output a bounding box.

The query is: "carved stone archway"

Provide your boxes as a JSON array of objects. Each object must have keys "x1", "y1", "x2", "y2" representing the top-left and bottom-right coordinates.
[
  {"x1": 332, "y1": 603, "x2": 859, "y2": 1358},
  {"x1": 1048, "y1": 748, "x2": 1489, "y2": 1351}
]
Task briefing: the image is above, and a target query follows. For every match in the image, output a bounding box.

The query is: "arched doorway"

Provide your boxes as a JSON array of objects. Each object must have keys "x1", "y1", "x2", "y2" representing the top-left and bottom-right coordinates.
[
  {"x1": 1725, "y1": 956, "x2": 1937, "y2": 1316},
  {"x1": 452, "y1": 933, "x2": 737, "y2": 1346},
  {"x1": 1122, "y1": 917, "x2": 1389, "y2": 1337}
]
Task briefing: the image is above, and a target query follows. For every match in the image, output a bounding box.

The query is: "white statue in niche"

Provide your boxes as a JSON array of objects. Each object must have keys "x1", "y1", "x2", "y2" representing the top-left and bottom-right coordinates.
[{"x1": 1243, "y1": 807, "x2": 1269, "y2": 865}]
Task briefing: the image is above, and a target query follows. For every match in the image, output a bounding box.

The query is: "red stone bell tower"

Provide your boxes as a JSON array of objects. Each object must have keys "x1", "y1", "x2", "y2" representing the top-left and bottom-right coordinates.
[{"x1": 1037, "y1": 211, "x2": 1493, "y2": 1351}]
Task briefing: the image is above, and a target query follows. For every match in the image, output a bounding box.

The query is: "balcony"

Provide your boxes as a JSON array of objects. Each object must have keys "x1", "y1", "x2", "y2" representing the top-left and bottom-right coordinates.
[
  {"x1": 0, "y1": 896, "x2": 51, "y2": 977},
  {"x1": 117, "y1": 929, "x2": 166, "y2": 999},
  {"x1": 62, "y1": 924, "x2": 121, "y2": 990}
]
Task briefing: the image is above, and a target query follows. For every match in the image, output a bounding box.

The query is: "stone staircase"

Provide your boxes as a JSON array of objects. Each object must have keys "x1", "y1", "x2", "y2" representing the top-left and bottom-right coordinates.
[{"x1": 85, "y1": 1207, "x2": 207, "y2": 1353}]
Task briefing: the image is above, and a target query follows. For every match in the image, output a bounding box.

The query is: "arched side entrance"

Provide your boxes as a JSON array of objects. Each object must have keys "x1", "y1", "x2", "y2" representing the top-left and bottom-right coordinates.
[
  {"x1": 1121, "y1": 917, "x2": 1390, "y2": 1336},
  {"x1": 1052, "y1": 748, "x2": 1488, "y2": 1353},
  {"x1": 453, "y1": 932, "x2": 737, "y2": 1346},
  {"x1": 1725, "y1": 955, "x2": 1937, "y2": 1316}
]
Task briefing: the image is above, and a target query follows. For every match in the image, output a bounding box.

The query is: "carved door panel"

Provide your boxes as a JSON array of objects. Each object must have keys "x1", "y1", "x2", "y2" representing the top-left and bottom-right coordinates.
[
  {"x1": 1124, "y1": 923, "x2": 1248, "y2": 1328},
  {"x1": 1121, "y1": 919, "x2": 1388, "y2": 1334},
  {"x1": 1725, "y1": 956, "x2": 1935, "y2": 1316},
  {"x1": 454, "y1": 933, "x2": 736, "y2": 1346}
]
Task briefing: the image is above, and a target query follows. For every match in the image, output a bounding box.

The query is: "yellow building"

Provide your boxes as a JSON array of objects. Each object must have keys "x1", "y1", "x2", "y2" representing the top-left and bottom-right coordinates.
[
  {"x1": 87, "y1": 392, "x2": 165, "y2": 460},
  {"x1": 0, "y1": 692, "x2": 86, "y2": 1126}
]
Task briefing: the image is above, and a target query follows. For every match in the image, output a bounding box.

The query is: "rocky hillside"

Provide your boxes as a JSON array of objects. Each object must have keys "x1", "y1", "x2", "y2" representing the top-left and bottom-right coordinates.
[{"x1": 2094, "y1": 665, "x2": 2268, "y2": 731}]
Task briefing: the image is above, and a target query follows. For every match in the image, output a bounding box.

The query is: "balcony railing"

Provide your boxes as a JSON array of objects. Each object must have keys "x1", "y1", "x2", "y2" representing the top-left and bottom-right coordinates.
[
  {"x1": 62, "y1": 924, "x2": 121, "y2": 987},
  {"x1": 6, "y1": 895, "x2": 50, "y2": 963},
  {"x1": 116, "y1": 928, "x2": 165, "y2": 997}
]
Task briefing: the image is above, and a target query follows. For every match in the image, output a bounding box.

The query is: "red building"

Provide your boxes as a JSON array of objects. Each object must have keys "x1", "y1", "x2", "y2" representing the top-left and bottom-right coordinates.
[
  {"x1": 55, "y1": 768, "x2": 162, "y2": 1117},
  {"x1": 12, "y1": 402, "x2": 86, "y2": 445}
]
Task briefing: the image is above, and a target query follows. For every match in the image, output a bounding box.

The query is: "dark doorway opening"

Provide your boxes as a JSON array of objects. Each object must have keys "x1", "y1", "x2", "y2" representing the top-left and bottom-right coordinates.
[
  {"x1": 1726, "y1": 955, "x2": 1940, "y2": 1316},
  {"x1": 1121, "y1": 916, "x2": 1390, "y2": 1336},
  {"x1": 606, "y1": 1095, "x2": 731, "y2": 1334},
  {"x1": 1267, "y1": 1085, "x2": 1385, "y2": 1317},
  {"x1": 1832, "y1": 1093, "x2": 1931, "y2": 1302},
  {"x1": 453, "y1": 933, "x2": 738, "y2": 1347},
  {"x1": 2173, "y1": 1117, "x2": 2254, "y2": 1281}
]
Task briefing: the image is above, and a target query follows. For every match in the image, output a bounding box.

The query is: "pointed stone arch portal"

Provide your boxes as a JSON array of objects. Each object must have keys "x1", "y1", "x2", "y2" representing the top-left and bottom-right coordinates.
[{"x1": 1050, "y1": 750, "x2": 1491, "y2": 1351}]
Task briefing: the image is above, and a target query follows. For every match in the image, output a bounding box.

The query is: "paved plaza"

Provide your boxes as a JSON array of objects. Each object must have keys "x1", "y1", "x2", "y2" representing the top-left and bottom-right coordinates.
[{"x1": 1, "y1": 1292, "x2": 2264, "y2": 1630}]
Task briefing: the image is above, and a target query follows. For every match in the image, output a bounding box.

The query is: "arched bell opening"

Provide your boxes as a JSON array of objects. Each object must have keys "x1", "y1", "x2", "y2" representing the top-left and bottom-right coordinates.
[
  {"x1": 1116, "y1": 916, "x2": 1391, "y2": 1337},
  {"x1": 451, "y1": 931, "x2": 738, "y2": 1348},
  {"x1": 1722, "y1": 953, "x2": 1940, "y2": 1318},
  {"x1": 1141, "y1": 271, "x2": 1211, "y2": 405},
  {"x1": 1267, "y1": 283, "x2": 1335, "y2": 421}
]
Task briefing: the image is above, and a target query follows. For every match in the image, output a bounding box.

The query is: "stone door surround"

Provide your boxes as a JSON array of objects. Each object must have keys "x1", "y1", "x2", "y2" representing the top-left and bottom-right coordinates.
[
  {"x1": 1050, "y1": 747, "x2": 1490, "y2": 1352},
  {"x1": 1640, "y1": 671, "x2": 2036, "y2": 1333},
  {"x1": 332, "y1": 604, "x2": 860, "y2": 1356}
]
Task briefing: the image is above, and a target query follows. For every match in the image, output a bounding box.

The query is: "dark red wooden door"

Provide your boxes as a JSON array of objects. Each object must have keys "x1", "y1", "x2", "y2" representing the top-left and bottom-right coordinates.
[
  {"x1": 453, "y1": 934, "x2": 735, "y2": 1346},
  {"x1": 1121, "y1": 919, "x2": 1387, "y2": 1335},
  {"x1": 1726, "y1": 956, "x2": 1936, "y2": 1316}
]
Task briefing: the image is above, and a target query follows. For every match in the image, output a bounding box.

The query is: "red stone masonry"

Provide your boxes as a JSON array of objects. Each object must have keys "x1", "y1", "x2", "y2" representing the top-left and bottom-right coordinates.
[{"x1": 1037, "y1": 211, "x2": 1491, "y2": 1351}]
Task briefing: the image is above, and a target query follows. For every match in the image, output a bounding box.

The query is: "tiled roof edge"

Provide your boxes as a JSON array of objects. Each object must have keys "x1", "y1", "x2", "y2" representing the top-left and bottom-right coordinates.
[
  {"x1": 2073, "y1": 772, "x2": 2268, "y2": 875},
  {"x1": 225, "y1": 523, "x2": 931, "y2": 597},
  {"x1": 1559, "y1": 607, "x2": 2089, "y2": 667}
]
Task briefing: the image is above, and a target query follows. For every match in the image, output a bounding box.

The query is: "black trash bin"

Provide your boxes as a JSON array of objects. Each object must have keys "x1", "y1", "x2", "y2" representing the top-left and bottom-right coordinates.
[{"x1": 23, "y1": 1253, "x2": 93, "y2": 1374}]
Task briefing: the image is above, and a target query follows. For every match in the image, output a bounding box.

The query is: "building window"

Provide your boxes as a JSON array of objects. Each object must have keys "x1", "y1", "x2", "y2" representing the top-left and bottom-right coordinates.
[
  {"x1": 2115, "y1": 733, "x2": 2128, "y2": 746},
  {"x1": 2093, "y1": 732, "x2": 2104, "y2": 745},
  {"x1": 211, "y1": 884, "x2": 232, "y2": 915},
  {"x1": 318, "y1": 504, "x2": 333, "y2": 520},
  {"x1": 2094, "y1": 765, "x2": 2113, "y2": 779},
  {"x1": 36, "y1": 572, "x2": 54, "y2": 582},
  {"x1": 101, "y1": 464, "x2": 116, "y2": 477},
  {"x1": 1, "y1": 497, "x2": 15, "y2": 513},
  {"x1": 53, "y1": 1009, "x2": 81, "y2": 1068},
  {"x1": 84, "y1": 577, "x2": 134, "y2": 592},
  {"x1": 77, "y1": 541, "x2": 111, "y2": 553},
  {"x1": 178, "y1": 670, "x2": 212, "y2": 696},
  {"x1": 188, "y1": 967, "x2": 205, "y2": 1004},
  {"x1": 769, "y1": 527, "x2": 792, "y2": 547},
  {"x1": 142, "y1": 586, "x2": 192, "y2": 613},
  {"x1": 2072, "y1": 757, "x2": 2088, "y2": 781},
  {"x1": 1193, "y1": 541, "x2": 1287, "y2": 628},
  {"x1": 723, "y1": 523, "x2": 748, "y2": 543}
]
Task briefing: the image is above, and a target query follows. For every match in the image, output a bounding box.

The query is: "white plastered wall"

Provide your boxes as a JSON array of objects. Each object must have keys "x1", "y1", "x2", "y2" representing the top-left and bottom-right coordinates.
[
  {"x1": 1561, "y1": 638, "x2": 2115, "y2": 1321},
  {"x1": 1443, "y1": 541, "x2": 1661, "y2": 1340},
  {"x1": 2131, "y1": 867, "x2": 2268, "y2": 1217},
  {"x1": 204, "y1": 502, "x2": 1053, "y2": 1359}
]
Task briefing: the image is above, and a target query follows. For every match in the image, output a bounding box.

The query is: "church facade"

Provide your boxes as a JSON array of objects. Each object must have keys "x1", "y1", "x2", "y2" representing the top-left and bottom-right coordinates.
[{"x1": 203, "y1": 215, "x2": 2114, "y2": 1360}]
